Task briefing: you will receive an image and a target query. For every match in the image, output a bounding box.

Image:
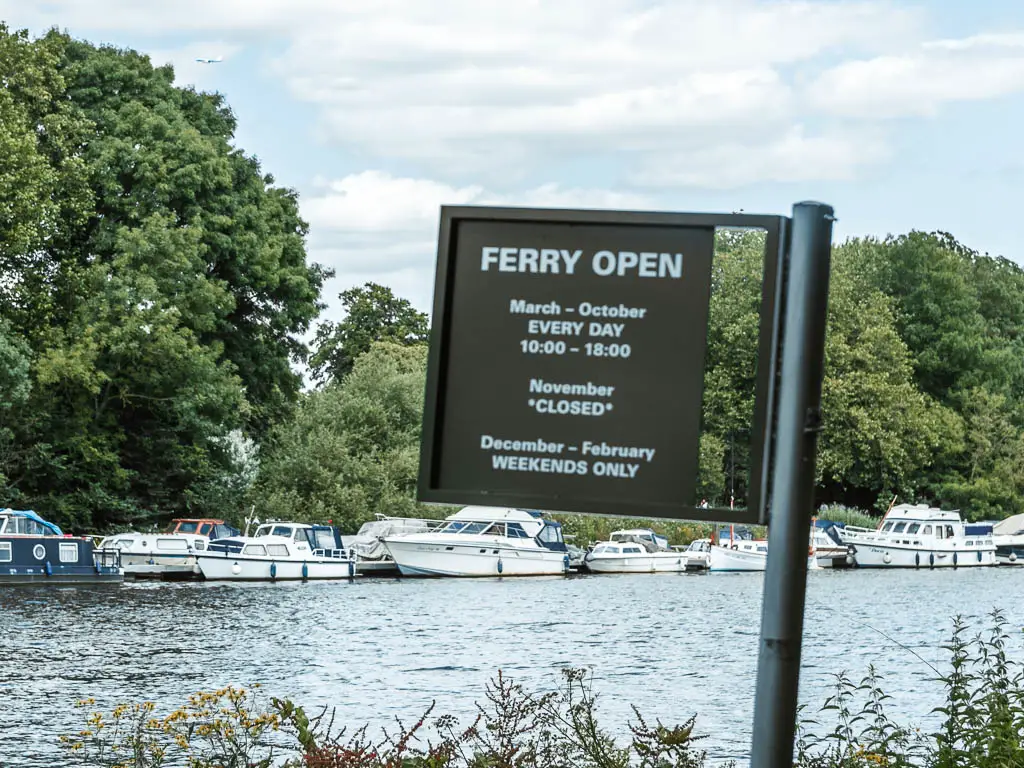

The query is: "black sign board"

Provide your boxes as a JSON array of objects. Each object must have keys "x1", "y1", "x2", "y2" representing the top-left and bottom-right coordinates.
[{"x1": 418, "y1": 206, "x2": 786, "y2": 524}]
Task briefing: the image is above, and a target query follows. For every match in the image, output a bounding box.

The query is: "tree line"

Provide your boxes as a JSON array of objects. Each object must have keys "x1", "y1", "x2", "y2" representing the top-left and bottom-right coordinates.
[{"x1": 1, "y1": 26, "x2": 1022, "y2": 533}]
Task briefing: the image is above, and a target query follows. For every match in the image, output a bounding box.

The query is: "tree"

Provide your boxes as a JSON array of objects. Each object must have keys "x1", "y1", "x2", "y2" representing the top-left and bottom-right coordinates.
[
  {"x1": 816, "y1": 244, "x2": 961, "y2": 511},
  {"x1": 253, "y1": 342, "x2": 430, "y2": 532},
  {"x1": 0, "y1": 27, "x2": 327, "y2": 530},
  {"x1": 310, "y1": 283, "x2": 429, "y2": 385}
]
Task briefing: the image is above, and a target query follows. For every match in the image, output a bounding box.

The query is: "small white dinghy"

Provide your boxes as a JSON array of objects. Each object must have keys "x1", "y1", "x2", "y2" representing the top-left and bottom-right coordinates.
[{"x1": 197, "y1": 521, "x2": 355, "y2": 581}]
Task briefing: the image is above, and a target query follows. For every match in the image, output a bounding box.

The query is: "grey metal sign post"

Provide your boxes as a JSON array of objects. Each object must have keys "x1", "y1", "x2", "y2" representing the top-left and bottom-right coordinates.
[{"x1": 749, "y1": 201, "x2": 835, "y2": 768}]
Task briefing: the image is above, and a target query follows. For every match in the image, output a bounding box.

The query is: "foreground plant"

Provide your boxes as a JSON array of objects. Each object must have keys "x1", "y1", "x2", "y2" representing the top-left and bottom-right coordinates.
[
  {"x1": 60, "y1": 684, "x2": 284, "y2": 767},
  {"x1": 797, "y1": 610, "x2": 1024, "y2": 768}
]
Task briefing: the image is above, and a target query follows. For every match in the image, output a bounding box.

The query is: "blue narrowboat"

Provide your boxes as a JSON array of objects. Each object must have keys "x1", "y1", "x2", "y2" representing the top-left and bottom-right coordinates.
[{"x1": 0, "y1": 508, "x2": 122, "y2": 584}]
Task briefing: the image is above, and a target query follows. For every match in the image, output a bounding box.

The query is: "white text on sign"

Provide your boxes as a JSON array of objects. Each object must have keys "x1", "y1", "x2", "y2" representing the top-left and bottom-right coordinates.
[{"x1": 482, "y1": 247, "x2": 683, "y2": 278}]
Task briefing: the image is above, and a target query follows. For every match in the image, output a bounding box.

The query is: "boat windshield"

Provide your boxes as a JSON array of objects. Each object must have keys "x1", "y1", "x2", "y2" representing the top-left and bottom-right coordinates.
[
  {"x1": 441, "y1": 521, "x2": 489, "y2": 535},
  {"x1": 175, "y1": 521, "x2": 200, "y2": 534},
  {"x1": 253, "y1": 525, "x2": 295, "y2": 538},
  {"x1": 0, "y1": 516, "x2": 51, "y2": 536}
]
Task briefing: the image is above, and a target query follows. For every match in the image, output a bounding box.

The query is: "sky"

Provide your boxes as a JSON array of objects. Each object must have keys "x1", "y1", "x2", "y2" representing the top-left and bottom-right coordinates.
[{"x1": 3, "y1": 0, "x2": 1024, "y2": 324}]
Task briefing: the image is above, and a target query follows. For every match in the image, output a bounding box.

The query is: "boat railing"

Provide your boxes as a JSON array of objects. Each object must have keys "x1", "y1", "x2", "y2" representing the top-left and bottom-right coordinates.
[
  {"x1": 312, "y1": 547, "x2": 351, "y2": 561},
  {"x1": 374, "y1": 514, "x2": 448, "y2": 530},
  {"x1": 841, "y1": 524, "x2": 882, "y2": 536},
  {"x1": 94, "y1": 548, "x2": 121, "y2": 570}
]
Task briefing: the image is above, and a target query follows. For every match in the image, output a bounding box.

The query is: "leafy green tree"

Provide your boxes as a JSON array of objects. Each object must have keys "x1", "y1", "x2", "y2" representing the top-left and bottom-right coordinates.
[
  {"x1": 816, "y1": 244, "x2": 962, "y2": 511},
  {"x1": 310, "y1": 282, "x2": 429, "y2": 385},
  {"x1": 253, "y1": 342, "x2": 430, "y2": 532},
  {"x1": 0, "y1": 27, "x2": 326, "y2": 529}
]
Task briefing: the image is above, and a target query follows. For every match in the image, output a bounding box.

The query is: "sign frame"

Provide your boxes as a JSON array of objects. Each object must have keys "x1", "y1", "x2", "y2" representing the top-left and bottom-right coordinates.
[{"x1": 418, "y1": 205, "x2": 788, "y2": 525}]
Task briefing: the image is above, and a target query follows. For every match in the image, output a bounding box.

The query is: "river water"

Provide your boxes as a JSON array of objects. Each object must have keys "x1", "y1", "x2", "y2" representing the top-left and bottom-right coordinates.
[{"x1": 2, "y1": 567, "x2": 1023, "y2": 766}]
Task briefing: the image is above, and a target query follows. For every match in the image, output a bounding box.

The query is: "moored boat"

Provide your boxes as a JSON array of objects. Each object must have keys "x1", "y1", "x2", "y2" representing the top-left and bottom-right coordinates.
[
  {"x1": 583, "y1": 528, "x2": 708, "y2": 573},
  {"x1": 97, "y1": 518, "x2": 239, "y2": 580},
  {"x1": 383, "y1": 506, "x2": 571, "y2": 577},
  {"x1": 990, "y1": 513, "x2": 1024, "y2": 565},
  {"x1": 197, "y1": 521, "x2": 355, "y2": 581},
  {"x1": 840, "y1": 503, "x2": 996, "y2": 568},
  {"x1": 1, "y1": 508, "x2": 122, "y2": 584}
]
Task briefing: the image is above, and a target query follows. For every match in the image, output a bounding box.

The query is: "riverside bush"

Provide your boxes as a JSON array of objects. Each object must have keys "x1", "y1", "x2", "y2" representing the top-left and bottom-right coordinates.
[{"x1": 60, "y1": 613, "x2": 1024, "y2": 767}]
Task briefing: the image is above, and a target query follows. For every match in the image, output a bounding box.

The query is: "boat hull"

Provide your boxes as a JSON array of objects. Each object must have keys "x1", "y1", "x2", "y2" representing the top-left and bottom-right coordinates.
[
  {"x1": 585, "y1": 552, "x2": 707, "y2": 573},
  {"x1": 709, "y1": 545, "x2": 766, "y2": 572},
  {"x1": 384, "y1": 538, "x2": 568, "y2": 577},
  {"x1": 850, "y1": 544, "x2": 996, "y2": 568},
  {"x1": 118, "y1": 553, "x2": 200, "y2": 579},
  {"x1": 196, "y1": 554, "x2": 355, "y2": 581}
]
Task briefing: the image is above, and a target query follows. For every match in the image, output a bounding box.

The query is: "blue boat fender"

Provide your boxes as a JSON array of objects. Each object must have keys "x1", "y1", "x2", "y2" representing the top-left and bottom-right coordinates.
[
  {"x1": 497, "y1": 558, "x2": 504, "y2": 574},
  {"x1": 348, "y1": 560, "x2": 355, "y2": 578},
  {"x1": 301, "y1": 562, "x2": 308, "y2": 580},
  {"x1": 44, "y1": 561, "x2": 52, "y2": 577},
  {"x1": 269, "y1": 561, "x2": 277, "y2": 580},
  {"x1": 563, "y1": 554, "x2": 570, "y2": 572}
]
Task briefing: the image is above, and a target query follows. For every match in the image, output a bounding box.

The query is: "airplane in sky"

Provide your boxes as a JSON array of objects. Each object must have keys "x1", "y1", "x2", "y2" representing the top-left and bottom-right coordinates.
[{"x1": 195, "y1": 56, "x2": 223, "y2": 64}]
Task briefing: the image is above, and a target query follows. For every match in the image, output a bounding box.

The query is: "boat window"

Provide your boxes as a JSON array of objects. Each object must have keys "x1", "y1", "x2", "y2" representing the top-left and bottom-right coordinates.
[
  {"x1": 892, "y1": 523, "x2": 907, "y2": 533},
  {"x1": 243, "y1": 544, "x2": 267, "y2": 556},
  {"x1": 606, "y1": 546, "x2": 620, "y2": 554},
  {"x1": 293, "y1": 528, "x2": 309, "y2": 544},
  {"x1": 907, "y1": 524, "x2": 920, "y2": 534},
  {"x1": 458, "y1": 522, "x2": 488, "y2": 535},
  {"x1": 640, "y1": 534, "x2": 654, "y2": 542},
  {"x1": 483, "y1": 523, "x2": 506, "y2": 537},
  {"x1": 266, "y1": 544, "x2": 289, "y2": 556},
  {"x1": 59, "y1": 542, "x2": 78, "y2": 563},
  {"x1": 623, "y1": 546, "x2": 643, "y2": 554},
  {"x1": 923, "y1": 525, "x2": 933, "y2": 535},
  {"x1": 0, "y1": 542, "x2": 10, "y2": 562},
  {"x1": 538, "y1": 524, "x2": 563, "y2": 544},
  {"x1": 254, "y1": 526, "x2": 272, "y2": 537},
  {"x1": 442, "y1": 522, "x2": 467, "y2": 533},
  {"x1": 198, "y1": 523, "x2": 211, "y2": 536},
  {"x1": 881, "y1": 522, "x2": 894, "y2": 531},
  {"x1": 193, "y1": 541, "x2": 206, "y2": 551},
  {"x1": 757, "y1": 546, "x2": 768, "y2": 553},
  {"x1": 156, "y1": 538, "x2": 188, "y2": 551},
  {"x1": 272, "y1": 526, "x2": 293, "y2": 537},
  {"x1": 313, "y1": 530, "x2": 336, "y2": 549},
  {"x1": 506, "y1": 523, "x2": 528, "y2": 539},
  {"x1": 946, "y1": 526, "x2": 955, "y2": 538},
  {"x1": 177, "y1": 521, "x2": 199, "y2": 534}
]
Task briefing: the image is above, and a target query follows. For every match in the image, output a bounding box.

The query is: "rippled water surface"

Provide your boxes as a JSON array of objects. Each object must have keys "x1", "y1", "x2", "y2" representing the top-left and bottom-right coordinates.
[{"x1": 3, "y1": 568, "x2": 1024, "y2": 766}]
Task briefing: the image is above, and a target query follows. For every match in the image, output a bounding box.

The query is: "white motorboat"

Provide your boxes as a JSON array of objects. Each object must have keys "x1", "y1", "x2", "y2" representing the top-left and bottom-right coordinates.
[
  {"x1": 96, "y1": 518, "x2": 240, "y2": 579},
  {"x1": 840, "y1": 503, "x2": 997, "y2": 568},
  {"x1": 707, "y1": 526, "x2": 823, "y2": 572},
  {"x1": 196, "y1": 521, "x2": 355, "y2": 581},
  {"x1": 583, "y1": 528, "x2": 708, "y2": 573},
  {"x1": 991, "y1": 513, "x2": 1024, "y2": 565},
  {"x1": 383, "y1": 506, "x2": 572, "y2": 577},
  {"x1": 345, "y1": 516, "x2": 442, "y2": 575}
]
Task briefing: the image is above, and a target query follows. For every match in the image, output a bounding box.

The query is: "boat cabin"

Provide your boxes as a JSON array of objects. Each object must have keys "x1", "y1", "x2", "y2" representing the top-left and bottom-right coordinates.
[
  {"x1": 873, "y1": 505, "x2": 993, "y2": 547},
  {"x1": 166, "y1": 518, "x2": 240, "y2": 539},
  {"x1": 0, "y1": 509, "x2": 121, "y2": 583},
  {"x1": 609, "y1": 529, "x2": 669, "y2": 552},
  {"x1": 439, "y1": 507, "x2": 567, "y2": 552}
]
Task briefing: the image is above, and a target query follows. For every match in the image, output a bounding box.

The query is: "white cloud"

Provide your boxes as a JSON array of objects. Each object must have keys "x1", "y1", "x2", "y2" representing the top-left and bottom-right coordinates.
[
  {"x1": 808, "y1": 32, "x2": 1024, "y2": 118},
  {"x1": 302, "y1": 170, "x2": 657, "y2": 312},
  {"x1": 7, "y1": 0, "x2": 926, "y2": 184},
  {"x1": 633, "y1": 126, "x2": 891, "y2": 188}
]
